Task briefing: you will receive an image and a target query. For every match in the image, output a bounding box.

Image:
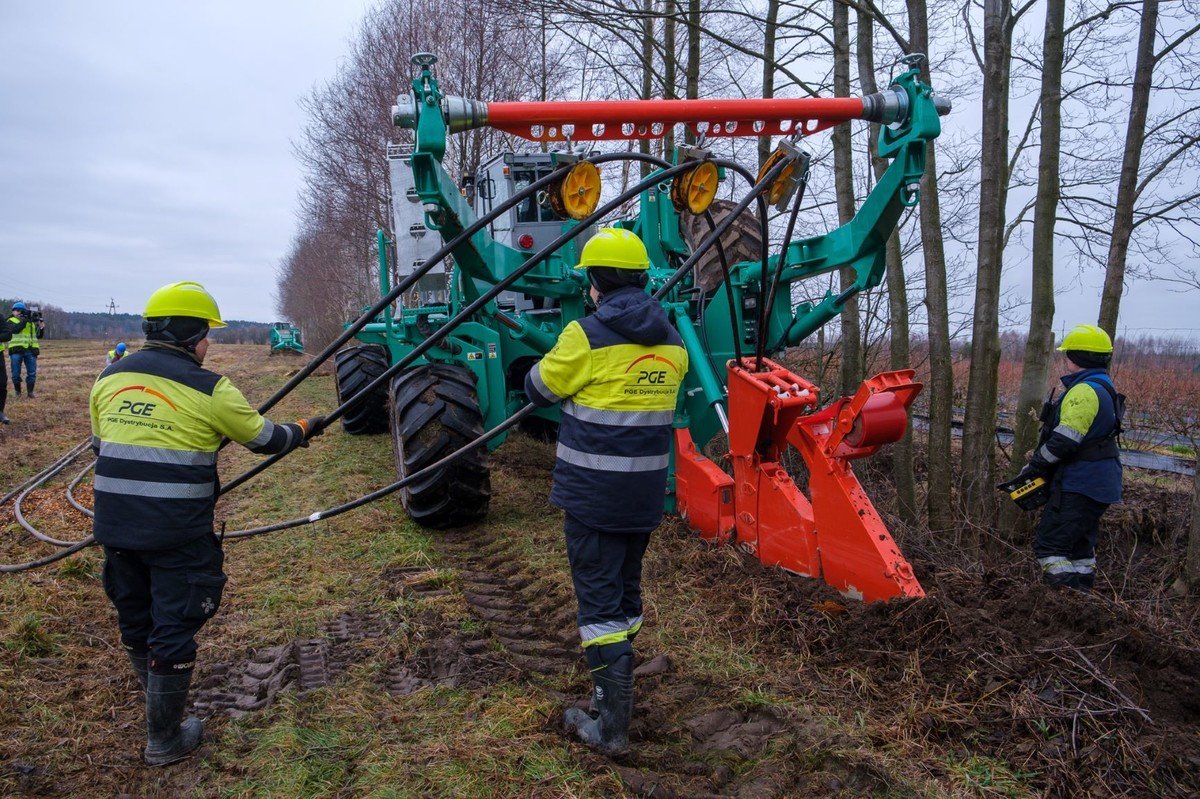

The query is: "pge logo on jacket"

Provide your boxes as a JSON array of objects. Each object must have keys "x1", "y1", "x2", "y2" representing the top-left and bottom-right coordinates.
[
  {"x1": 623, "y1": 353, "x2": 681, "y2": 394},
  {"x1": 109, "y1": 386, "x2": 177, "y2": 414}
]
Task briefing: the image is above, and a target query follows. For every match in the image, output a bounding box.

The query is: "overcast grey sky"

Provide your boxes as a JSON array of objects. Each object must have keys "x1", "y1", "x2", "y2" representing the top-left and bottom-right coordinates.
[
  {"x1": 0, "y1": 0, "x2": 369, "y2": 322},
  {"x1": 1, "y1": 1, "x2": 1195, "y2": 341}
]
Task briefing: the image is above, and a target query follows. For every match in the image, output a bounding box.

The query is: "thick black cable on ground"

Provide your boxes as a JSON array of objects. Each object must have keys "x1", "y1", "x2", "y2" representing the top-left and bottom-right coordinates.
[
  {"x1": 66, "y1": 461, "x2": 95, "y2": 520},
  {"x1": 1, "y1": 439, "x2": 91, "y2": 508},
  {"x1": 220, "y1": 159, "x2": 701, "y2": 497},
  {"x1": 225, "y1": 404, "x2": 537, "y2": 539},
  {"x1": 14, "y1": 449, "x2": 94, "y2": 547}
]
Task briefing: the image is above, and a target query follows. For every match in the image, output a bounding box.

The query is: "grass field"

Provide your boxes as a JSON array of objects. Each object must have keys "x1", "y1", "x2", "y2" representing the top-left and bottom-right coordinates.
[{"x1": 2, "y1": 341, "x2": 1197, "y2": 798}]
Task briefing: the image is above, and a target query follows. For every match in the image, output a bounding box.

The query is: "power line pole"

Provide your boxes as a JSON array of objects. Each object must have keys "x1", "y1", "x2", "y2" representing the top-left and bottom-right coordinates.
[{"x1": 107, "y1": 298, "x2": 118, "y2": 316}]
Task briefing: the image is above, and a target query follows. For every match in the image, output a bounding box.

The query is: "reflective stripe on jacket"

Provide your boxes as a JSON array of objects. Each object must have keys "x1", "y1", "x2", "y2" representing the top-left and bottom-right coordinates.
[
  {"x1": 525, "y1": 287, "x2": 688, "y2": 533},
  {"x1": 89, "y1": 345, "x2": 304, "y2": 548}
]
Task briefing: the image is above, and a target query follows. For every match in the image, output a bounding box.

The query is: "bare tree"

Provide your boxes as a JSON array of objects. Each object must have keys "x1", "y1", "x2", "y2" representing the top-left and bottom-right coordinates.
[
  {"x1": 1097, "y1": 0, "x2": 1158, "y2": 335},
  {"x1": 832, "y1": 0, "x2": 863, "y2": 395},
  {"x1": 907, "y1": 0, "x2": 957, "y2": 534},
  {"x1": 856, "y1": 3, "x2": 916, "y2": 524},
  {"x1": 1007, "y1": 0, "x2": 1066, "y2": 506},
  {"x1": 960, "y1": 0, "x2": 1027, "y2": 537}
]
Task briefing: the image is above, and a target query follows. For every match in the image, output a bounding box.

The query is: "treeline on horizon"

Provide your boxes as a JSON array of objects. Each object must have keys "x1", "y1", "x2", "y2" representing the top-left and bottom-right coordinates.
[{"x1": 0, "y1": 297, "x2": 275, "y2": 345}]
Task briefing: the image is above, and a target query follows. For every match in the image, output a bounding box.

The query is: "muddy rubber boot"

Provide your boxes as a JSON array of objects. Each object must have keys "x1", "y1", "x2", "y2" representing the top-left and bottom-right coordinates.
[
  {"x1": 126, "y1": 648, "x2": 148, "y2": 690},
  {"x1": 144, "y1": 670, "x2": 203, "y2": 766},
  {"x1": 565, "y1": 641, "x2": 633, "y2": 756},
  {"x1": 25, "y1": 380, "x2": 34, "y2": 399}
]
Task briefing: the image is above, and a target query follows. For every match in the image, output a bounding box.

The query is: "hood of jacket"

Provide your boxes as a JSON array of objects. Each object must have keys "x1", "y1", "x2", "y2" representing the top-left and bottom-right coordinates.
[{"x1": 592, "y1": 286, "x2": 672, "y2": 345}]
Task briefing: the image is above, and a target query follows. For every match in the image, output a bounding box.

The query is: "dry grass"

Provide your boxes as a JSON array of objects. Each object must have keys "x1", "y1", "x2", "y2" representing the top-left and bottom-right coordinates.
[{"x1": 2, "y1": 341, "x2": 1195, "y2": 798}]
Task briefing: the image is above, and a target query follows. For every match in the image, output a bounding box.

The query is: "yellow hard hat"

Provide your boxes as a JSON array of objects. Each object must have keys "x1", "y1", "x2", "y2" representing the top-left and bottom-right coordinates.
[
  {"x1": 143, "y1": 281, "x2": 226, "y2": 328},
  {"x1": 1057, "y1": 323, "x2": 1112, "y2": 354},
  {"x1": 576, "y1": 228, "x2": 650, "y2": 270}
]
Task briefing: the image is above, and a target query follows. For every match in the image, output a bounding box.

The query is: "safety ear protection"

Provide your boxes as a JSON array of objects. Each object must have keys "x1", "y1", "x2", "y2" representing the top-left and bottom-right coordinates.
[{"x1": 142, "y1": 317, "x2": 209, "y2": 350}]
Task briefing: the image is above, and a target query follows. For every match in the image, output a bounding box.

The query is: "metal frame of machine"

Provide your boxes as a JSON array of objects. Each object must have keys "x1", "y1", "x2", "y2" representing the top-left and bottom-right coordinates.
[{"x1": 338, "y1": 52, "x2": 949, "y2": 602}]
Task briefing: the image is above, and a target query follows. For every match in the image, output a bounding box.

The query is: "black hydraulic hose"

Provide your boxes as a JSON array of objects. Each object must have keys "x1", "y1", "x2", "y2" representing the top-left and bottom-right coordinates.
[
  {"x1": 14, "y1": 450, "x2": 94, "y2": 547},
  {"x1": 1, "y1": 439, "x2": 91, "y2": 507},
  {"x1": 219, "y1": 160, "x2": 701, "y2": 497},
  {"x1": 225, "y1": 403, "x2": 537, "y2": 539},
  {"x1": 701, "y1": 209, "x2": 743, "y2": 366},
  {"x1": 757, "y1": 153, "x2": 811, "y2": 365},
  {"x1": 66, "y1": 460, "x2": 95, "y2": 519},
  {"x1": 0, "y1": 536, "x2": 95, "y2": 574},
  {"x1": 3, "y1": 404, "x2": 538, "y2": 569},
  {"x1": 652, "y1": 155, "x2": 787, "y2": 302},
  {"x1": 245, "y1": 150, "x2": 663, "y2": 421}
]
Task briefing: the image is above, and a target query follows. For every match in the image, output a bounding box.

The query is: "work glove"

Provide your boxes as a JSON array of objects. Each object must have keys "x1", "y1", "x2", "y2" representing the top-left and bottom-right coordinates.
[
  {"x1": 1016, "y1": 461, "x2": 1048, "y2": 482},
  {"x1": 296, "y1": 416, "x2": 326, "y2": 446}
]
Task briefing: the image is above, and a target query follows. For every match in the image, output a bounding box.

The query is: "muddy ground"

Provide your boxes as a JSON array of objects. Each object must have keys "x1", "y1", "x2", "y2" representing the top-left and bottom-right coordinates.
[{"x1": 2, "y1": 342, "x2": 1198, "y2": 798}]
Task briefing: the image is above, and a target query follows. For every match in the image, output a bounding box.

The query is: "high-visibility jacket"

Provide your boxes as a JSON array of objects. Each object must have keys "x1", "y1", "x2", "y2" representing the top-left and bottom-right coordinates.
[
  {"x1": 525, "y1": 287, "x2": 688, "y2": 533},
  {"x1": 90, "y1": 344, "x2": 307, "y2": 549},
  {"x1": 106, "y1": 350, "x2": 125, "y2": 365},
  {"x1": 6, "y1": 316, "x2": 40, "y2": 353},
  {"x1": 1031, "y1": 368, "x2": 1123, "y2": 504}
]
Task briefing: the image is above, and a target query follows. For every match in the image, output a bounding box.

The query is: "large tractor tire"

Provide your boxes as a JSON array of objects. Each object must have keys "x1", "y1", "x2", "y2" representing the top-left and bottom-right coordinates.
[
  {"x1": 680, "y1": 198, "x2": 764, "y2": 294},
  {"x1": 334, "y1": 345, "x2": 390, "y2": 435},
  {"x1": 389, "y1": 364, "x2": 491, "y2": 529}
]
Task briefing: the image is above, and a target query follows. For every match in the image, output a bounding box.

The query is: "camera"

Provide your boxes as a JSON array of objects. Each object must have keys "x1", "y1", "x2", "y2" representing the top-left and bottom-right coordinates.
[{"x1": 23, "y1": 305, "x2": 43, "y2": 323}]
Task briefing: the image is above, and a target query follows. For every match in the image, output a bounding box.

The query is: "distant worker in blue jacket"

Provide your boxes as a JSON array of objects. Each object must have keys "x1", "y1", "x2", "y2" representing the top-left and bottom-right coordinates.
[
  {"x1": 1018, "y1": 324, "x2": 1124, "y2": 592},
  {"x1": 524, "y1": 228, "x2": 688, "y2": 755}
]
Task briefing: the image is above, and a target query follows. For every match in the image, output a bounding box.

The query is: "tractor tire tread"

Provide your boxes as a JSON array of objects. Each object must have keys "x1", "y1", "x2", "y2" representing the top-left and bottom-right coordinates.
[
  {"x1": 389, "y1": 364, "x2": 491, "y2": 529},
  {"x1": 334, "y1": 345, "x2": 391, "y2": 435}
]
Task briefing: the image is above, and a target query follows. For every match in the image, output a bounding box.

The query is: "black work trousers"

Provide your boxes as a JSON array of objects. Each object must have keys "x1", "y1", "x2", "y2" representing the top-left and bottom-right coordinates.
[
  {"x1": 564, "y1": 514, "x2": 651, "y2": 647},
  {"x1": 1033, "y1": 486, "x2": 1108, "y2": 591},
  {"x1": 101, "y1": 534, "x2": 226, "y2": 671}
]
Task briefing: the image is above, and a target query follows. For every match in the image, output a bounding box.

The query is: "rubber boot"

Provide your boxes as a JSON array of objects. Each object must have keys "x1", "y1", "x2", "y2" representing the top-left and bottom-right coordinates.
[
  {"x1": 126, "y1": 648, "x2": 148, "y2": 690},
  {"x1": 12, "y1": 385, "x2": 20, "y2": 397},
  {"x1": 26, "y1": 380, "x2": 34, "y2": 399},
  {"x1": 144, "y1": 669, "x2": 203, "y2": 766},
  {"x1": 0, "y1": 411, "x2": 9, "y2": 424},
  {"x1": 564, "y1": 641, "x2": 633, "y2": 756}
]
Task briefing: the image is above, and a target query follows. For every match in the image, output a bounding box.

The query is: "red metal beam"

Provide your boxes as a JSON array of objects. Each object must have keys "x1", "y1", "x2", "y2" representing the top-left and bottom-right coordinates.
[{"x1": 485, "y1": 97, "x2": 870, "y2": 142}]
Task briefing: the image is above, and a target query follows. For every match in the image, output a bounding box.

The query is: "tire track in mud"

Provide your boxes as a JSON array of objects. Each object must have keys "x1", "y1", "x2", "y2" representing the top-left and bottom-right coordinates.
[
  {"x1": 428, "y1": 520, "x2": 900, "y2": 799},
  {"x1": 192, "y1": 610, "x2": 393, "y2": 717},
  {"x1": 432, "y1": 525, "x2": 580, "y2": 677}
]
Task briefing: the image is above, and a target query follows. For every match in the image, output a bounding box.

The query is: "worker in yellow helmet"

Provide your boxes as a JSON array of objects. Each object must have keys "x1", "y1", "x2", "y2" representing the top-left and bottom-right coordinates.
[
  {"x1": 89, "y1": 281, "x2": 325, "y2": 766},
  {"x1": 524, "y1": 229, "x2": 688, "y2": 755},
  {"x1": 1018, "y1": 324, "x2": 1124, "y2": 592}
]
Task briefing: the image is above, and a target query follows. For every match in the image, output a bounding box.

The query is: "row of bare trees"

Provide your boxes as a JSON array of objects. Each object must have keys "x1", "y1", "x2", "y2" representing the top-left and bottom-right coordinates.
[{"x1": 278, "y1": 0, "x2": 1200, "y2": 588}]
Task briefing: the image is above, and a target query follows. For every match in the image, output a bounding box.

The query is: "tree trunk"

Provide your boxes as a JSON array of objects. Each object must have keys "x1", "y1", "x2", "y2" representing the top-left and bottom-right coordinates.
[
  {"x1": 1006, "y1": 0, "x2": 1065, "y2": 537},
  {"x1": 1186, "y1": 459, "x2": 1200, "y2": 590},
  {"x1": 640, "y1": 0, "x2": 655, "y2": 176},
  {"x1": 758, "y1": 0, "x2": 781, "y2": 172},
  {"x1": 858, "y1": 6, "x2": 916, "y2": 525},
  {"x1": 906, "y1": 0, "x2": 954, "y2": 534},
  {"x1": 960, "y1": 0, "x2": 1012, "y2": 541},
  {"x1": 1097, "y1": 0, "x2": 1158, "y2": 336},
  {"x1": 832, "y1": 0, "x2": 862, "y2": 396},
  {"x1": 683, "y1": 0, "x2": 701, "y2": 142},
  {"x1": 663, "y1": 0, "x2": 678, "y2": 156}
]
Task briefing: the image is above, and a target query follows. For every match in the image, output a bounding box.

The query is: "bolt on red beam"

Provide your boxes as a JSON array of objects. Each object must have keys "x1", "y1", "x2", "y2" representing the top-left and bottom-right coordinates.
[{"x1": 485, "y1": 97, "x2": 870, "y2": 141}]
